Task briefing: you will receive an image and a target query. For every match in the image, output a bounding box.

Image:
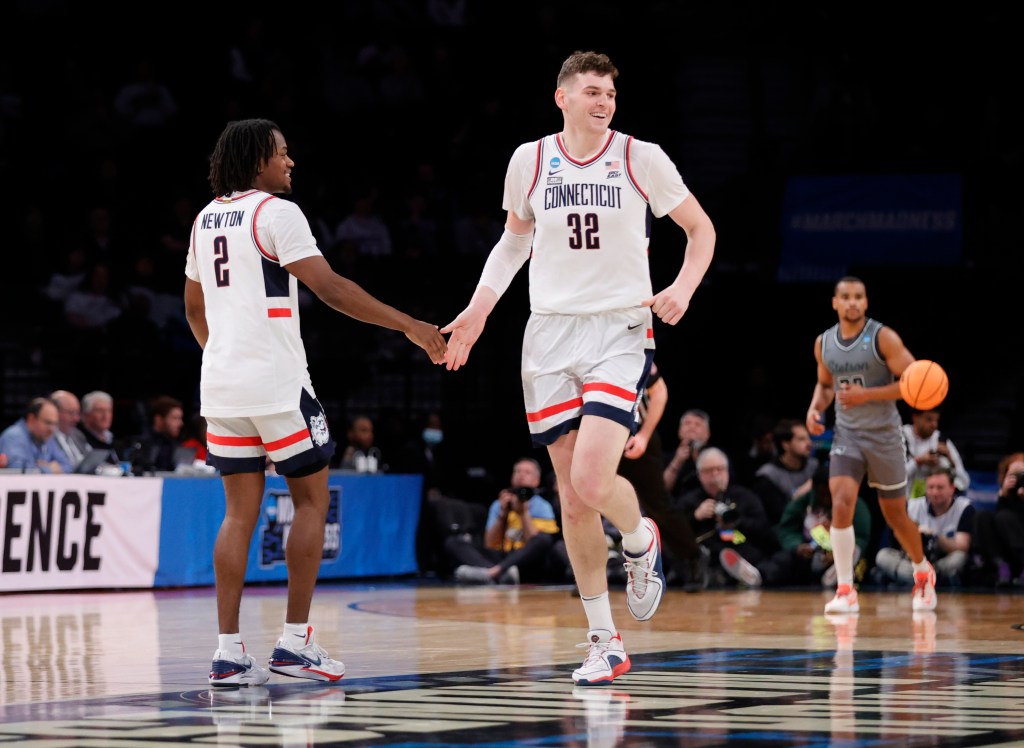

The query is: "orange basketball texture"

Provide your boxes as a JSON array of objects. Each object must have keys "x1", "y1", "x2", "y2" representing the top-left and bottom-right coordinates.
[{"x1": 899, "y1": 360, "x2": 948, "y2": 410}]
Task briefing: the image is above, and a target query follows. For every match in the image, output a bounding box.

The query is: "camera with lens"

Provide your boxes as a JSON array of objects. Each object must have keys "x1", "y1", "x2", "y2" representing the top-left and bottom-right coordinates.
[
  {"x1": 1015, "y1": 472, "x2": 1024, "y2": 493},
  {"x1": 714, "y1": 498, "x2": 739, "y2": 524},
  {"x1": 512, "y1": 486, "x2": 536, "y2": 504}
]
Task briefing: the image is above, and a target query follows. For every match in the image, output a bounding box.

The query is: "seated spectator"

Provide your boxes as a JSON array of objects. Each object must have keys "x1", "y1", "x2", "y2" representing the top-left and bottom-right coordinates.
[
  {"x1": 875, "y1": 467, "x2": 974, "y2": 586},
  {"x1": 676, "y1": 448, "x2": 787, "y2": 587},
  {"x1": 49, "y1": 389, "x2": 91, "y2": 470},
  {"x1": 79, "y1": 390, "x2": 120, "y2": 457},
  {"x1": 130, "y1": 395, "x2": 185, "y2": 473},
  {"x1": 903, "y1": 408, "x2": 970, "y2": 498},
  {"x1": 0, "y1": 397, "x2": 72, "y2": 473},
  {"x1": 446, "y1": 457, "x2": 561, "y2": 584},
  {"x1": 972, "y1": 452, "x2": 1024, "y2": 587},
  {"x1": 775, "y1": 463, "x2": 871, "y2": 587},
  {"x1": 734, "y1": 413, "x2": 777, "y2": 487},
  {"x1": 664, "y1": 408, "x2": 712, "y2": 499},
  {"x1": 181, "y1": 413, "x2": 208, "y2": 462},
  {"x1": 338, "y1": 414, "x2": 383, "y2": 473},
  {"x1": 752, "y1": 419, "x2": 819, "y2": 525}
]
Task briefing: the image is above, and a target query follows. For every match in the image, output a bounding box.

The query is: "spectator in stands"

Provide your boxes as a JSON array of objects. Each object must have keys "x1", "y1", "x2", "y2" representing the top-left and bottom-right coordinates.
[
  {"x1": 79, "y1": 390, "x2": 120, "y2": 457},
  {"x1": 0, "y1": 397, "x2": 72, "y2": 473},
  {"x1": 338, "y1": 414, "x2": 383, "y2": 473},
  {"x1": 775, "y1": 463, "x2": 871, "y2": 587},
  {"x1": 446, "y1": 457, "x2": 561, "y2": 584},
  {"x1": 181, "y1": 413, "x2": 208, "y2": 462},
  {"x1": 664, "y1": 408, "x2": 712, "y2": 499},
  {"x1": 49, "y1": 389, "x2": 91, "y2": 470},
  {"x1": 972, "y1": 452, "x2": 1024, "y2": 587},
  {"x1": 903, "y1": 408, "x2": 970, "y2": 498},
  {"x1": 752, "y1": 419, "x2": 819, "y2": 524},
  {"x1": 734, "y1": 413, "x2": 777, "y2": 486},
  {"x1": 333, "y1": 192, "x2": 393, "y2": 257},
  {"x1": 618, "y1": 361, "x2": 708, "y2": 592},
  {"x1": 130, "y1": 395, "x2": 185, "y2": 473},
  {"x1": 875, "y1": 467, "x2": 974, "y2": 586},
  {"x1": 675, "y1": 447, "x2": 784, "y2": 587}
]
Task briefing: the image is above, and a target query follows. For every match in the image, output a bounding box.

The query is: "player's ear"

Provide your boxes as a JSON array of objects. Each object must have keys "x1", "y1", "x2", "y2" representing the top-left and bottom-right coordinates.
[{"x1": 554, "y1": 88, "x2": 566, "y2": 110}]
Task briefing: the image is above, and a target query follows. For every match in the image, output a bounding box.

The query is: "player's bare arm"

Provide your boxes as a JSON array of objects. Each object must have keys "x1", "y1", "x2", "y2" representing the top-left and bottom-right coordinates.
[
  {"x1": 643, "y1": 194, "x2": 715, "y2": 326},
  {"x1": 837, "y1": 326, "x2": 913, "y2": 409},
  {"x1": 441, "y1": 210, "x2": 534, "y2": 371},
  {"x1": 806, "y1": 334, "x2": 834, "y2": 435},
  {"x1": 284, "y1": 255, "x2": 447, "y2": 364},
  {"x1": 183, "y1": 278, "x2": 209, "y2": 349}
]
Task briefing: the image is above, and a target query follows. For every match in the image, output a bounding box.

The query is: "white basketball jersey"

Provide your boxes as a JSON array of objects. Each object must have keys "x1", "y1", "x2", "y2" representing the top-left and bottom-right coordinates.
[
  {"x1": 503, "y1": 131, "x2": 690, "y2": 314},
  {"x1": 184, "y1": 190, "x2": 322, "y2": 417}
]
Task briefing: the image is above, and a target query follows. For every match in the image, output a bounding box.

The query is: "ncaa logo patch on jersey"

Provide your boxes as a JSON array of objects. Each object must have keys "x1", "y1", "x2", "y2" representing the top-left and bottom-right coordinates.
[
  {"x1": 549, "y1": 156, "x2": 561, "y2": 169},
  {"x1": 309, "y1": 413, "x2": 330, "y2": 446}
]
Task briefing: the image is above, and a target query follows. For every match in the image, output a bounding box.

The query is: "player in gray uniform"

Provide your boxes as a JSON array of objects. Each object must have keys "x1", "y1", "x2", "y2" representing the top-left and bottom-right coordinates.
[{"x1": 806, "y1": 277, "x2": 937, "y2": 614}]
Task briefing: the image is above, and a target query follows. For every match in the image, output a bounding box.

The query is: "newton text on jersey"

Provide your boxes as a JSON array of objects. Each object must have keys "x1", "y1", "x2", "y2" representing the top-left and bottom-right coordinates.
[{"x1": 200, "y1": 210, "x2": 246, "y2": 230}]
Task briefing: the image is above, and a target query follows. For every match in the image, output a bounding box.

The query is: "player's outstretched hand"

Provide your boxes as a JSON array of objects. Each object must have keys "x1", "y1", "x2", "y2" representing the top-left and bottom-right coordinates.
[
  {"x1": 439, "y1": 304, "x2": 487, "y2": 371},
  {"x1": 643, "y1": 284, "x2": 693, "y2": 326},
  {"x1": 405, "y1": 320, "x2": 448, "y2": 364}
]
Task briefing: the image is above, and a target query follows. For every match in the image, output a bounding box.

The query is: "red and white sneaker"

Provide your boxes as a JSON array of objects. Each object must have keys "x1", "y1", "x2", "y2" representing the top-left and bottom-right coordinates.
[
  {"x1": 572, "y1": 629, "x2": 631, "y2": 686},
  {"x1": 912, "y1": 563, "x2": 938, "y2": 611},
  {"x1": 824, "y1": 584, "x2": 860, "y2": 614}
]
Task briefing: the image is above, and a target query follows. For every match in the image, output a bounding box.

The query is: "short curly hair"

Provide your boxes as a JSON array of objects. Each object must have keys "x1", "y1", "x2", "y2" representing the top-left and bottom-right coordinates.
[{"x1": 556, "y1": 50, "x2": 618, "y2": 89}]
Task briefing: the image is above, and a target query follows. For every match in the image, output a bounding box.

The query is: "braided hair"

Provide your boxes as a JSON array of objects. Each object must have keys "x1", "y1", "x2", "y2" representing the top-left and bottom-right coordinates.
[{"x1": 208, "y1": 118, "x2": 280, "y2": 196}]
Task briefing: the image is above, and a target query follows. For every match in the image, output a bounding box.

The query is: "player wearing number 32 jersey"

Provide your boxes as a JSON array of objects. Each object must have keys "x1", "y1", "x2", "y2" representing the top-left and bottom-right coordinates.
[{"x1": 441, "y1": 51, "x2": 715, "y2": 686}]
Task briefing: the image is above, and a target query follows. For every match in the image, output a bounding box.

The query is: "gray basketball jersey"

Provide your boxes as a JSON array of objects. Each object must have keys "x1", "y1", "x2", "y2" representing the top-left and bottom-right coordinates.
[{"x1": 821, "y1": 318, "x2": 901, "y2": 431}]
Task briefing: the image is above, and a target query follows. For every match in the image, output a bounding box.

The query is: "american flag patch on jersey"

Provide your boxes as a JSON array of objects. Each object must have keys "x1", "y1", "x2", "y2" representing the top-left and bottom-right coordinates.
[{"x1": 605, "y1": 160, "x2": 621, "y2": 170}]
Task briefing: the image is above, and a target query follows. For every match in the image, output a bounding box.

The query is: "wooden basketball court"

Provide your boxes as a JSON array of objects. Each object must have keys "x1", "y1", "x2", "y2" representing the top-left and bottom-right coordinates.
[{"x1": 2, "y1": 582, "x2": 1023, "y2": 746}]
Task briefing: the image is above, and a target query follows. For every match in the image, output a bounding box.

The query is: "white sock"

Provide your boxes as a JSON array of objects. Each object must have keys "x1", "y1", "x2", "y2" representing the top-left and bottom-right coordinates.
[
  {"x1": 830, "y1": 526, "x2": 856, "y2": 587},
  {"x1": 912, "y1": 559, "x2": 931, "y2": 574},
  {"x1": 284, "y1": 622, "x2": 310, "y2": 644},
  {"x1": 218, "y1": 633, "x2": 243, "y2": 657},
  {"x1": 621, "y1": 518, "x2": 653, "y2": 556},
  {"x1": 580, "y1": 591, "x2": 616, "y2": 634}
]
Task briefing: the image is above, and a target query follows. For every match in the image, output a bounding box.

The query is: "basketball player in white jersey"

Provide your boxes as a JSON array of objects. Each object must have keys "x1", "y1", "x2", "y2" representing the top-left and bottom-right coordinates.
[
  {"x1": 807, "y1": 276, "x2": 937, "y2": 615},
  {"x1": 184, "y1": 119, "x2": 446, "y2": 687},
  {"x1": 441, "y1": 52, "x2": 715, "y2": 685}
]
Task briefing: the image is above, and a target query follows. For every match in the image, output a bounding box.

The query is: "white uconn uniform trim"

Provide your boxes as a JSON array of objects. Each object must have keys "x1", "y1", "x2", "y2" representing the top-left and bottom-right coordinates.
[
  {"x1": 185, "y1": 191, "x2": 322, "y2": 417},
  {"x1": 503, "y1": 132, "x2": 690, "y2": 444}
]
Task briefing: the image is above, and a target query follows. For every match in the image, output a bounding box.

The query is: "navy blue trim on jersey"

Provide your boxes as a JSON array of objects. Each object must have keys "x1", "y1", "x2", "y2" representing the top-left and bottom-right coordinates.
[
  {"x1": 273, "y1": 389, "x2": 336, "y2": 476},
  {"x1": 530, "y1": 416, "x2": 582, "y2": 447},
  {"x1": 209, "y1": 455, "x2": 266, "y2": 475},
  {"x1": 581, "y1": 402, "x2": 638, "y2": 433},
  {"x1": 528, "y1": 139, "x2": 544, "y2": 200},
  {"x1": 623, "y1": 136, "x2": 649, "y2": 202},
  {"x1": 263, "y1": 256, "x2": 290, "y2": 297},
  {"x1": 636, "y1": 349, "x2": 655, "y2": 394}
]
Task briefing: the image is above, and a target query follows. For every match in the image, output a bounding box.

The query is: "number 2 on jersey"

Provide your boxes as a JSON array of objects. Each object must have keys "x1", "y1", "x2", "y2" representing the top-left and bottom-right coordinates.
[
  {"x1": 567, "y1": 212, "x2": 600, "y2": 250},
  {"x1": 213, "y1": 236, "x2": 230, "y2": 287}
]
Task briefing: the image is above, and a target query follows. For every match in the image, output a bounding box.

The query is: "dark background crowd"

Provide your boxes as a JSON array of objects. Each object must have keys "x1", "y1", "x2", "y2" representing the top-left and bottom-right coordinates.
[{"x1": 1, "y1": 1, "x2": 1022, "y2": 502}]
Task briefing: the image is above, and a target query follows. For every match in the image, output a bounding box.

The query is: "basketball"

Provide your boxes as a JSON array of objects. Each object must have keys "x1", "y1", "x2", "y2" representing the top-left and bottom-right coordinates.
[{"x1": 899, "y1": 359, "x2": 948, "y2": 410}]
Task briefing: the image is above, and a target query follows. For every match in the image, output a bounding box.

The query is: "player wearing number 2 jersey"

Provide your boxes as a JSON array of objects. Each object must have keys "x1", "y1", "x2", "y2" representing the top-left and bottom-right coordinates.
[
  {"x1": 184, "y1": 119, "x2": 445, "y2": 687},
  {"x1": 807, "y1": 276, "x2": 937, "y2": 616},
  {"x1": 441, "y1": 51, "x2": 715, "y2": 685}
]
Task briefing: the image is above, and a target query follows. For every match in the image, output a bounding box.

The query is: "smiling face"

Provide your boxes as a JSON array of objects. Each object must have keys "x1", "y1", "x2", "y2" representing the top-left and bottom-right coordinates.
[
  {"x1": 556, "y1": 71, "x2": 616, "y2": 137},
  {"x1": 253, "y1": 129, "x2": 294, "y2": 194}
]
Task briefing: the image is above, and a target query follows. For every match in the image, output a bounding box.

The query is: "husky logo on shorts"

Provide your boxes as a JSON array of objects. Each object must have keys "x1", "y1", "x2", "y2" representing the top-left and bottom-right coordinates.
[{"x1": 309, "y1": 413, "x2": 330, "y2": 446}]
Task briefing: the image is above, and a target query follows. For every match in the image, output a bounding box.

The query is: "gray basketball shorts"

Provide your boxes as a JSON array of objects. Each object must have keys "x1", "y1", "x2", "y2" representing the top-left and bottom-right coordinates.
[{"x1": 829, "y1": 423, "x2": 908, "y2": 498}]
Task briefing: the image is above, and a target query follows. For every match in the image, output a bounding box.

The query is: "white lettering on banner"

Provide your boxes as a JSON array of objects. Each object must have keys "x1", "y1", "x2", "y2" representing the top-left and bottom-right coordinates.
[{"x1": 0, "y1": 475, "x2": 162, "y2": 592}]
